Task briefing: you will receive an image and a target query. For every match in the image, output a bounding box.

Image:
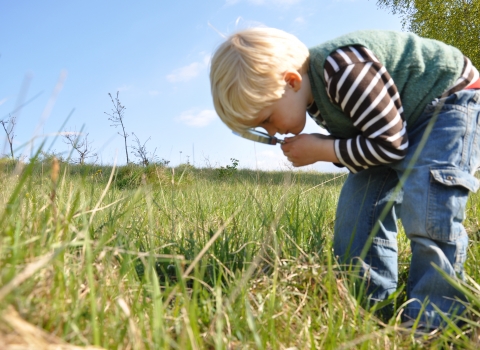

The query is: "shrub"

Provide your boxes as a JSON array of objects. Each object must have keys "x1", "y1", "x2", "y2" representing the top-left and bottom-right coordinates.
[{"x1": 217, "y1": 158, "x2": 239, "y2": 179}]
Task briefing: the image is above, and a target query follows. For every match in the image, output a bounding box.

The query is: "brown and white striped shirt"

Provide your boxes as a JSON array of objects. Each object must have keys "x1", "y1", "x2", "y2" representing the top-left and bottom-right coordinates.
[{"x1": 307, "y1": 45, "x2": 479, "y2": 173}]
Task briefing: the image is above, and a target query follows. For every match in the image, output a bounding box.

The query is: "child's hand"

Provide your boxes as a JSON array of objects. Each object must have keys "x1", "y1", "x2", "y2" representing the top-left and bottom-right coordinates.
[{"x1": 280, "y1": 133, "x2": 338, "y2": 167}]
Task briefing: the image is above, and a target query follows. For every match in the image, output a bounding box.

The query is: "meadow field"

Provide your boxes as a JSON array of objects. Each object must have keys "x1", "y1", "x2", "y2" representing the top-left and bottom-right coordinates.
[{"x1": 0, "y1": 157, "x2": 479, "y2": 349}]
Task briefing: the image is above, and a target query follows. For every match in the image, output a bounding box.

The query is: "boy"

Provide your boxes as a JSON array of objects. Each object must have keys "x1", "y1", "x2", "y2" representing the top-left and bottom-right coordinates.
[{"x1": 209, "y1": 27, "x2": 480, "y2": 328}]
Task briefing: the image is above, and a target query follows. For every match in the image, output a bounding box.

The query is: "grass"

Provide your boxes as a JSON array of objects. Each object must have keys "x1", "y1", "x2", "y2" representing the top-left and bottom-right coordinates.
[{"x1": 0, "y1": 157, "x2": 479, "y2": 349}]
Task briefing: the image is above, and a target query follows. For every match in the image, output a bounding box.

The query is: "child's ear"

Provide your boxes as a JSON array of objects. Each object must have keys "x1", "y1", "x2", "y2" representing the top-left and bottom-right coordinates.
[{"x1": 284, "y1": 70, "x2": 302, "y2": 91}]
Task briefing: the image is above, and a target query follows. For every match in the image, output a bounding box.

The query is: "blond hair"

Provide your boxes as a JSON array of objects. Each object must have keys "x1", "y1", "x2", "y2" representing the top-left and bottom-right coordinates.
[{"x1": 209, "y1": 27, "x2": 309, "y2": 132}]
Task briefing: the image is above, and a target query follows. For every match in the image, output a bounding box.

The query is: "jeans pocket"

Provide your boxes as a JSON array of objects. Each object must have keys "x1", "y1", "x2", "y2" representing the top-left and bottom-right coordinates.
[{"x1": 426, "y1": 167, "x2": 479, "y2": 241}]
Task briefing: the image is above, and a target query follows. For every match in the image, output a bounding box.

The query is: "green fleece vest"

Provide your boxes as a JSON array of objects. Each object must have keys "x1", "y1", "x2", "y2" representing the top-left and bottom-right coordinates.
[{"x1": 307, "y1": 30, "x2": 464, "y2": 139}]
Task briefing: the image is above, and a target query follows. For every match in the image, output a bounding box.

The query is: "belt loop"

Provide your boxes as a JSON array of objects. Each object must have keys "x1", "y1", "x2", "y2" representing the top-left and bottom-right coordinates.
[{"x1": 474, "y1": 90, "x2": 480, "y2": 103}]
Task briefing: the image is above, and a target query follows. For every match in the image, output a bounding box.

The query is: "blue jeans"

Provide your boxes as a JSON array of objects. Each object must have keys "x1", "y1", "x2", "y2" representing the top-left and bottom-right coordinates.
[{"x1": 334, "y1": 89, "x2": 480, "y2": 327}]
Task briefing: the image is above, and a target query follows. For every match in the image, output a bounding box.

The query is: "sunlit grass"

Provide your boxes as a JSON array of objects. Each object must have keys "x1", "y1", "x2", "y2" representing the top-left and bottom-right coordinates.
[{"x1": 0, "y1": 158, "x2": 479, "y2": 349}]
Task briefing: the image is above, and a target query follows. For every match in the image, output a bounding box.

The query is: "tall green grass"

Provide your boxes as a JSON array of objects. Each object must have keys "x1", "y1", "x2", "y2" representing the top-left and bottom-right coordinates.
[{"x1": 0, "y1": 159, "x2": 479, "y2": 349}]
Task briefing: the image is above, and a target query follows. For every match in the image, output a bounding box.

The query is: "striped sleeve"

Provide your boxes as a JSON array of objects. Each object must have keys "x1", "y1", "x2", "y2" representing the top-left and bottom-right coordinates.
[
  {"x1": 324, "y1": 45, "x2": 408, "y2": 173},
  {"x1": 442, "y1": 56, "x2": 479, "y2": 96}
]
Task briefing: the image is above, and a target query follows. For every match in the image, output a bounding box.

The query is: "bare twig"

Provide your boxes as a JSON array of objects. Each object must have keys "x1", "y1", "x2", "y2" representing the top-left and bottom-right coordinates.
[
  {"x1": 105, "y1": 92, "x2": 129, "y2": 164},
  {"x1": 63, "y1": 128, "x2": 98, "y2": 165},
  {"x1": 0, "y1": 114, "x2": 17, "y2": 159},
  {"x1": 131, "y1": 132, "x2": 157, "y2": 166},
  {"x1": 0, "y1": 252, "x2": 57, "y2": 302}
]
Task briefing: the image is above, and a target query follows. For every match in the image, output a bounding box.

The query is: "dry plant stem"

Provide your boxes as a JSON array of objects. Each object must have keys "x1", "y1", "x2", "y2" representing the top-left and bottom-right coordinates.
[
  {"x1": 131, "y1": 132, "x2": 155, "y2": 166},
  {"x1": 63, "y1": 129, "x2": 98, "y2": 165},
  {"x1": 49, "y1": 157, "x2": 60, "y2": 220},
  {"x1": 209, "y1": 253, "x2": 235, "y2": 278},
  {"x1": 88, "y1": 162, "x2": 116, "y2": 226},
  {"x1": 1, "y1": 306, "x2": 104, "y2": 350},
  {"x1": 0, "y1": 74, "x2": 31, "y2": 160},
  {"x1": 293, "y1": 280, "x2": 311, "y2": 317},
  {"x1": 0, "y1": 115, "x2": 16, "y2": 160},
  {"x1": 301, "y1": 172, "x2": 347, "y2": 195},
  {"x1": 116, "y1": 298, "x2": 144, "y2": 350},
  {"x1": 72, "y1": 197, "x2": 126, "y2": 218},
  {"x1": 182, "y1": 307, "x2": 200, "y2": 350},
  {"x1": 101, "y1": 246, "x2": 185, "y2": 260},
  {"x1": 0, "y1": 252, "x2": 57, "y2": 301},
  {"x1": 281, "y1": 227, "x2": 309, "y2": 259},
  {"x1": 105, "y1": 92, "x2": 129, "y2": 164}
]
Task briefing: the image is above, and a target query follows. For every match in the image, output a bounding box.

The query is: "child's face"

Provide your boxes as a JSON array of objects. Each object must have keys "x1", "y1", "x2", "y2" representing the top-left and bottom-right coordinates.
[{"x1": 251, "y1": 71, "x2": 312, "y2": 136}]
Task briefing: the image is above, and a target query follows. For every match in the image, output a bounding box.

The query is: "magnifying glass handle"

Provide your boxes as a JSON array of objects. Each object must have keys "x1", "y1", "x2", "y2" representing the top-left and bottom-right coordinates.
[{"x1": 233, "y1": 130, "x2": 285, "y2": 145}]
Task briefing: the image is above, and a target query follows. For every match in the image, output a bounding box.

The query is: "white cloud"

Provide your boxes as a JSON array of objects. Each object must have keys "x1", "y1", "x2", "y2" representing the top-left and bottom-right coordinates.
[
  {"x1": 0, "y1": 97, "x2": 9, "y2": 106},
  {"x1": 202, "y1": 54, "x2": 211, "y2": 66},
  {"x1": 148, "y1": 90, "x2": 160, "y2": 96},
  {"x1": 116, "y1": 84, "x2": 132, "y2": 92},
  {"x1": 166, "y1": 53, "x2": 211, "y2": 83},
  {"x1": 176, "y1": 109, "x2": 217, "y2": 127},
  {"x1": 294, "y1": 16, "x2": 305, "y2": 24},
  {"x1": 167, "y1": 62, "x2": 203, "y2": 83}
]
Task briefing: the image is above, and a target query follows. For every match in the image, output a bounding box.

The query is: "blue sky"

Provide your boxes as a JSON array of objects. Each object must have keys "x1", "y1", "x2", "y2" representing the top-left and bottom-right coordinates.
[{"x1": 0, "y1": 0, "x2": 402, "y2": 172}]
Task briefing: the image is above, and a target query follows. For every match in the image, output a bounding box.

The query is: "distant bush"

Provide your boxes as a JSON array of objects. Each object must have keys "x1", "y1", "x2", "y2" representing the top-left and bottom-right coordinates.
[
  {"x1": 217, "y1": 158, "x2": 239, "y2": 179},
  {"x1": 0, "y1": 157, "x2": 18, "y2": 168},
  {"x1": 35, "y1": 151, "x2": 66, "y2": 164},
  {"x1": 114, "y1": 164, "x2": 143, "y2": 189},
  {"x1": 114, "y1": 162, "x2": 193, "y2": 190}
]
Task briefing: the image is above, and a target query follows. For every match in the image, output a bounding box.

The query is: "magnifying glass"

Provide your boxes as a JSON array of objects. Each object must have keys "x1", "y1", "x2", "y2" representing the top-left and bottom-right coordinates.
[{"x1": 233, "y1": 129, "x2": 285, "y2": 145}]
